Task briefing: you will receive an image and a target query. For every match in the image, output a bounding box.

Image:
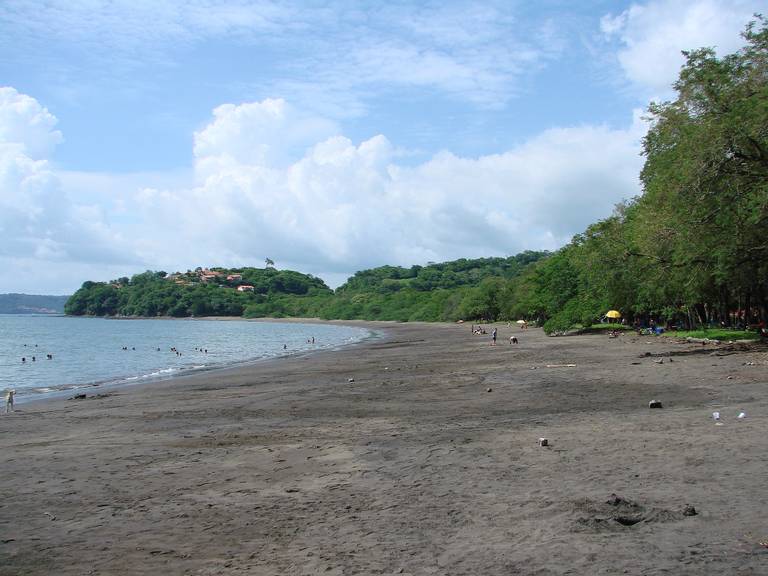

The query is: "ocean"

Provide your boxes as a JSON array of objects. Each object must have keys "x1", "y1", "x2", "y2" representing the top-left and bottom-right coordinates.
[{"x1": 0, "y1": 315, "x2": 372, "y2": 402}]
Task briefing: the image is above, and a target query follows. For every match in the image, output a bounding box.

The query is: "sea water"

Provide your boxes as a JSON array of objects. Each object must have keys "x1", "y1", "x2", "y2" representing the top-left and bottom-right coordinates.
[{"x1": 0, "y1": 315, "x2": 372, "y2": 401}]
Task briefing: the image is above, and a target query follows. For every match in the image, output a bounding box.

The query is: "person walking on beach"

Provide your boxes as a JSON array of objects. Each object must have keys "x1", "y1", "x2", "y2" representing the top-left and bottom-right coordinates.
[
  {"x1": 491, "y1": 328, "x2": 497, "y2": 346},
  {"x1": 5, "y1": 389, "x2": 15, "y2": 413}
]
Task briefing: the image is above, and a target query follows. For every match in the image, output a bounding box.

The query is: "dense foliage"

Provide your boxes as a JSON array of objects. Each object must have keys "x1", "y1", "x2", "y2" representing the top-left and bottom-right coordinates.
[
  {"x1": 505, "y1": 19, "x2": 768, "y2": 333},
  {"x1": 65, "y1": 268, "x2": 331, "y2": 317},
  {"x1": 65, "y1": 254, "x2": 549, "y2": 321}
]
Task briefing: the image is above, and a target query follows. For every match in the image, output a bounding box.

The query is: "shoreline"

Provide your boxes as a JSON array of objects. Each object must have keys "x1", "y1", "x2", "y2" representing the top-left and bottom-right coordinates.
[
  {"x1": 2, "y1": 322, "x2": 766, "y2": 575},
  {"x1": 13, "y1": 318, "x2": 387, "y2": 407}
]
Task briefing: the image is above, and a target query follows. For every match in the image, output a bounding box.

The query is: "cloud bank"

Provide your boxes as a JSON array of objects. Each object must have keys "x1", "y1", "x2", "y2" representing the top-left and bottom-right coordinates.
[{"x1": 0, "y1": 87, "x2": 139, "y2": 292}]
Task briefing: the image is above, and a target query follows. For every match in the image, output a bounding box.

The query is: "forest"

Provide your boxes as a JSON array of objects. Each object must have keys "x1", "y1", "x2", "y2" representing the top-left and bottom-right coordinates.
[
  {"x1": 66, "y1": 20, "x2": 767, "y2": 333},
  {"x1": 64, "y1": 254, "x2": 549, "y2": 322},
  {"x1": 504, "y1": 19, "x2": 768, "y2": 334}
]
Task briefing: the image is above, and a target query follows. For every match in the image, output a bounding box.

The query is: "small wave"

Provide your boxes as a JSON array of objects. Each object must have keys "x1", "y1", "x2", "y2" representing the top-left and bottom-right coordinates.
[{"x1": 144, "y1": 367, "x2": 178, "y2": 378}]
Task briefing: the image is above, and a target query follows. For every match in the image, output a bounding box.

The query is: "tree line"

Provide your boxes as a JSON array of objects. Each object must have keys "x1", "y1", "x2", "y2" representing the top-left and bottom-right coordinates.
[{"x1": 64, "y1": 254, "x2": 549, "y2": 321}]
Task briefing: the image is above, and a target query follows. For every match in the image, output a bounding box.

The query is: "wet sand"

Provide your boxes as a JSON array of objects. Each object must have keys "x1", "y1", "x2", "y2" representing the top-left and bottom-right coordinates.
[{"x1": 1, "y1": 321, "x2": 767, "y2": 575}]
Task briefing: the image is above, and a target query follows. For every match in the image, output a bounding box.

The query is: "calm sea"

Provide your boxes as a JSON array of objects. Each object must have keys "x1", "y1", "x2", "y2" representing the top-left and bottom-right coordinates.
[{"x1": 0, "y1": 315, "x2": 372, "y2": 402}]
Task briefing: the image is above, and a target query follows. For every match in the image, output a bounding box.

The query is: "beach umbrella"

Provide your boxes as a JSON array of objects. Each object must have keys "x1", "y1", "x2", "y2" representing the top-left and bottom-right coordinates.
[
  {"x1": 516, "y1": 320, "x2": 526, "y2": 325},
  {"x1": 605, "y1": 310, "x2": 621, "y2": 319}
]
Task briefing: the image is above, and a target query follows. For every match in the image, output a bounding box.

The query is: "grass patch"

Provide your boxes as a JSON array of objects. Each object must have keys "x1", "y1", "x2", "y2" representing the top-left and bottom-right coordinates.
[
  {"x1": 662, "y1": 328, "x2": 761, "y2": 341},
  {"x1": 587, "y1": 324, "x2": 633, "y2": 331}
]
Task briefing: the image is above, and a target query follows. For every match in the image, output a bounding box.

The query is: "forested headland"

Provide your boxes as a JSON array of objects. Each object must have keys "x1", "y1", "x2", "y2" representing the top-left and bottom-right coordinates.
[
  {"x1": 66, "y1": 21, "x2": 768, "y2": 333},
  {"x1": 64, "y1": 253, "x2": 549, "y2": 322}
]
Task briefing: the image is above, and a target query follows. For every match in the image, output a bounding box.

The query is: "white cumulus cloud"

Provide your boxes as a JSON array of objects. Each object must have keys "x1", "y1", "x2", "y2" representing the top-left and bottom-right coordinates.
[
  {"x1": 193, "y1": 98, "x2": 338, "y2": 171},
  {"x1": 0, "y1": 87, "x2": 137, "y2": 282},
  {"x1": 601, "y1": 0, "x2": 761, "y2": 96},
  {"x1": 131, "y1": 100, "x2": 645, "y2": 283},
  {"x1": 0, "y1": 87, "x2": 62, "y2": 158}
]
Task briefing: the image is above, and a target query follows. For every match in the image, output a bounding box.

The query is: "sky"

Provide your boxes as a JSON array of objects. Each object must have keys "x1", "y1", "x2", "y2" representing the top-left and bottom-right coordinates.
[{"x1": 0, "y1": 0, "x2": 763, "y2": 294}]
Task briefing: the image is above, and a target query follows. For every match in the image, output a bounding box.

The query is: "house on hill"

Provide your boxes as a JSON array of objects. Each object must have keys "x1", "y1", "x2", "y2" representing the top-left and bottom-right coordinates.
[
  {"x1": 237, "y1": 285, "x2": 255, "y2": 292},
  {"x1": 199, "y1": 269, "x2": 222, "y2": 283}
]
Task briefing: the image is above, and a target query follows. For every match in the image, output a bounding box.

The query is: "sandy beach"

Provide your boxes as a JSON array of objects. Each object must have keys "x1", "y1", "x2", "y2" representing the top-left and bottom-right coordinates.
[{"x1": 1, "y1": 321, "x2": 767, "y2": 575}]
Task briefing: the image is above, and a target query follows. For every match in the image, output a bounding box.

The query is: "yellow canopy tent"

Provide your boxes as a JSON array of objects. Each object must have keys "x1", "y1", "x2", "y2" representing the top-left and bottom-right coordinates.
[{"x1": 605, "y1": 310, "x2": 621, "y2": 319}]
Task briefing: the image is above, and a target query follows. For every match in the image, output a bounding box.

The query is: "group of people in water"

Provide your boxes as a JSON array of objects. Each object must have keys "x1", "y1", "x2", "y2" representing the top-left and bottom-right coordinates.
[
  {"x1": 8, "y1": 333, "x2": 320, "y2": 414},
  {"x1": 20, "y1": 343, "x2": 53, "y2": 363},
  {"x1": 20, "y1": 355, "x2": 53, "y2": 362},
  {"x1": 119, "y1": 345, "x2": 211, "y2": 357}
]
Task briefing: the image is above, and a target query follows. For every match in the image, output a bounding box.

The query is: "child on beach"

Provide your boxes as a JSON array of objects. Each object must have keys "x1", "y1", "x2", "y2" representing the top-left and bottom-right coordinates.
[{"x1": 5, "y1": 389, "x2": 15, "y2": 413}]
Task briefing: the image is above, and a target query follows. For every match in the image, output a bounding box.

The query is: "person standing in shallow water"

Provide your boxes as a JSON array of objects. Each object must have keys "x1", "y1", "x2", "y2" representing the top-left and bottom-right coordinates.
[
  {"x1": 5, "y1": 389, "x2": 15, "y2": 413},
  {"x1": 491, "y1": 328, "x2": 497, "y2": 346}
]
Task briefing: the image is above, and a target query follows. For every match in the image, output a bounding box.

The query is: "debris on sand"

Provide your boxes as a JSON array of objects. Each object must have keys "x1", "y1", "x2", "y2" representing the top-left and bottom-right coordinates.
[
  {"x1": 606, "y1": 493, "x2": 638, "y2": 508},
  {"x1": 574, "y1": 494, "x2": 697, "y2": 532},
  {"x1": 648, "y1": 400, "x2": 663, "y2": 409}
]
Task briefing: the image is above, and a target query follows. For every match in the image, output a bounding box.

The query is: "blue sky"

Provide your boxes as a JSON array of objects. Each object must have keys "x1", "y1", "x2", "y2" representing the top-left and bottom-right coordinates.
[{"x1": 0, "y1": 0, "x2": 762, "y2": 293}]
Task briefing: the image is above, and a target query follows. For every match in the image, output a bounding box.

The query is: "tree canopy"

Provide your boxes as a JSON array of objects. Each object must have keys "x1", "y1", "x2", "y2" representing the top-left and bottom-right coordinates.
[{"x1": 504, "y1": 18, "x2": 768, "y2": 332}]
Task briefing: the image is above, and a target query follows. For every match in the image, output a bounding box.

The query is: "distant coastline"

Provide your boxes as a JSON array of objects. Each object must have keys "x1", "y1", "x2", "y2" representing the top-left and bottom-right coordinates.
[{"x1": 0, "y1": 293, "x2": 69, "y2": 314}]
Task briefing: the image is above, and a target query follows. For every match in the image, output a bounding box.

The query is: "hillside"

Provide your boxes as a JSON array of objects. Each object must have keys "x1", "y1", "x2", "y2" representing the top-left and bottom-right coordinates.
[
  {"x1": 64, "y1": 253, "x2": 551, "y2": 322},
  {"x1": 323, "y1": 252, "x2": 550, "y2": 321},
  {"x1": 0, "y1": 293, "x2": 70, "y2": 314},
  {"x1": 65, "y1": 267, "x2": 331, "y2": 317}
]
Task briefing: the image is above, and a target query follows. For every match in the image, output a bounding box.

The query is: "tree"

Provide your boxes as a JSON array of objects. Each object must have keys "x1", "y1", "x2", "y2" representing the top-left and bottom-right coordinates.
[{"x1": 639, "y1": 16, "x2": 768, "y2": 323}]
